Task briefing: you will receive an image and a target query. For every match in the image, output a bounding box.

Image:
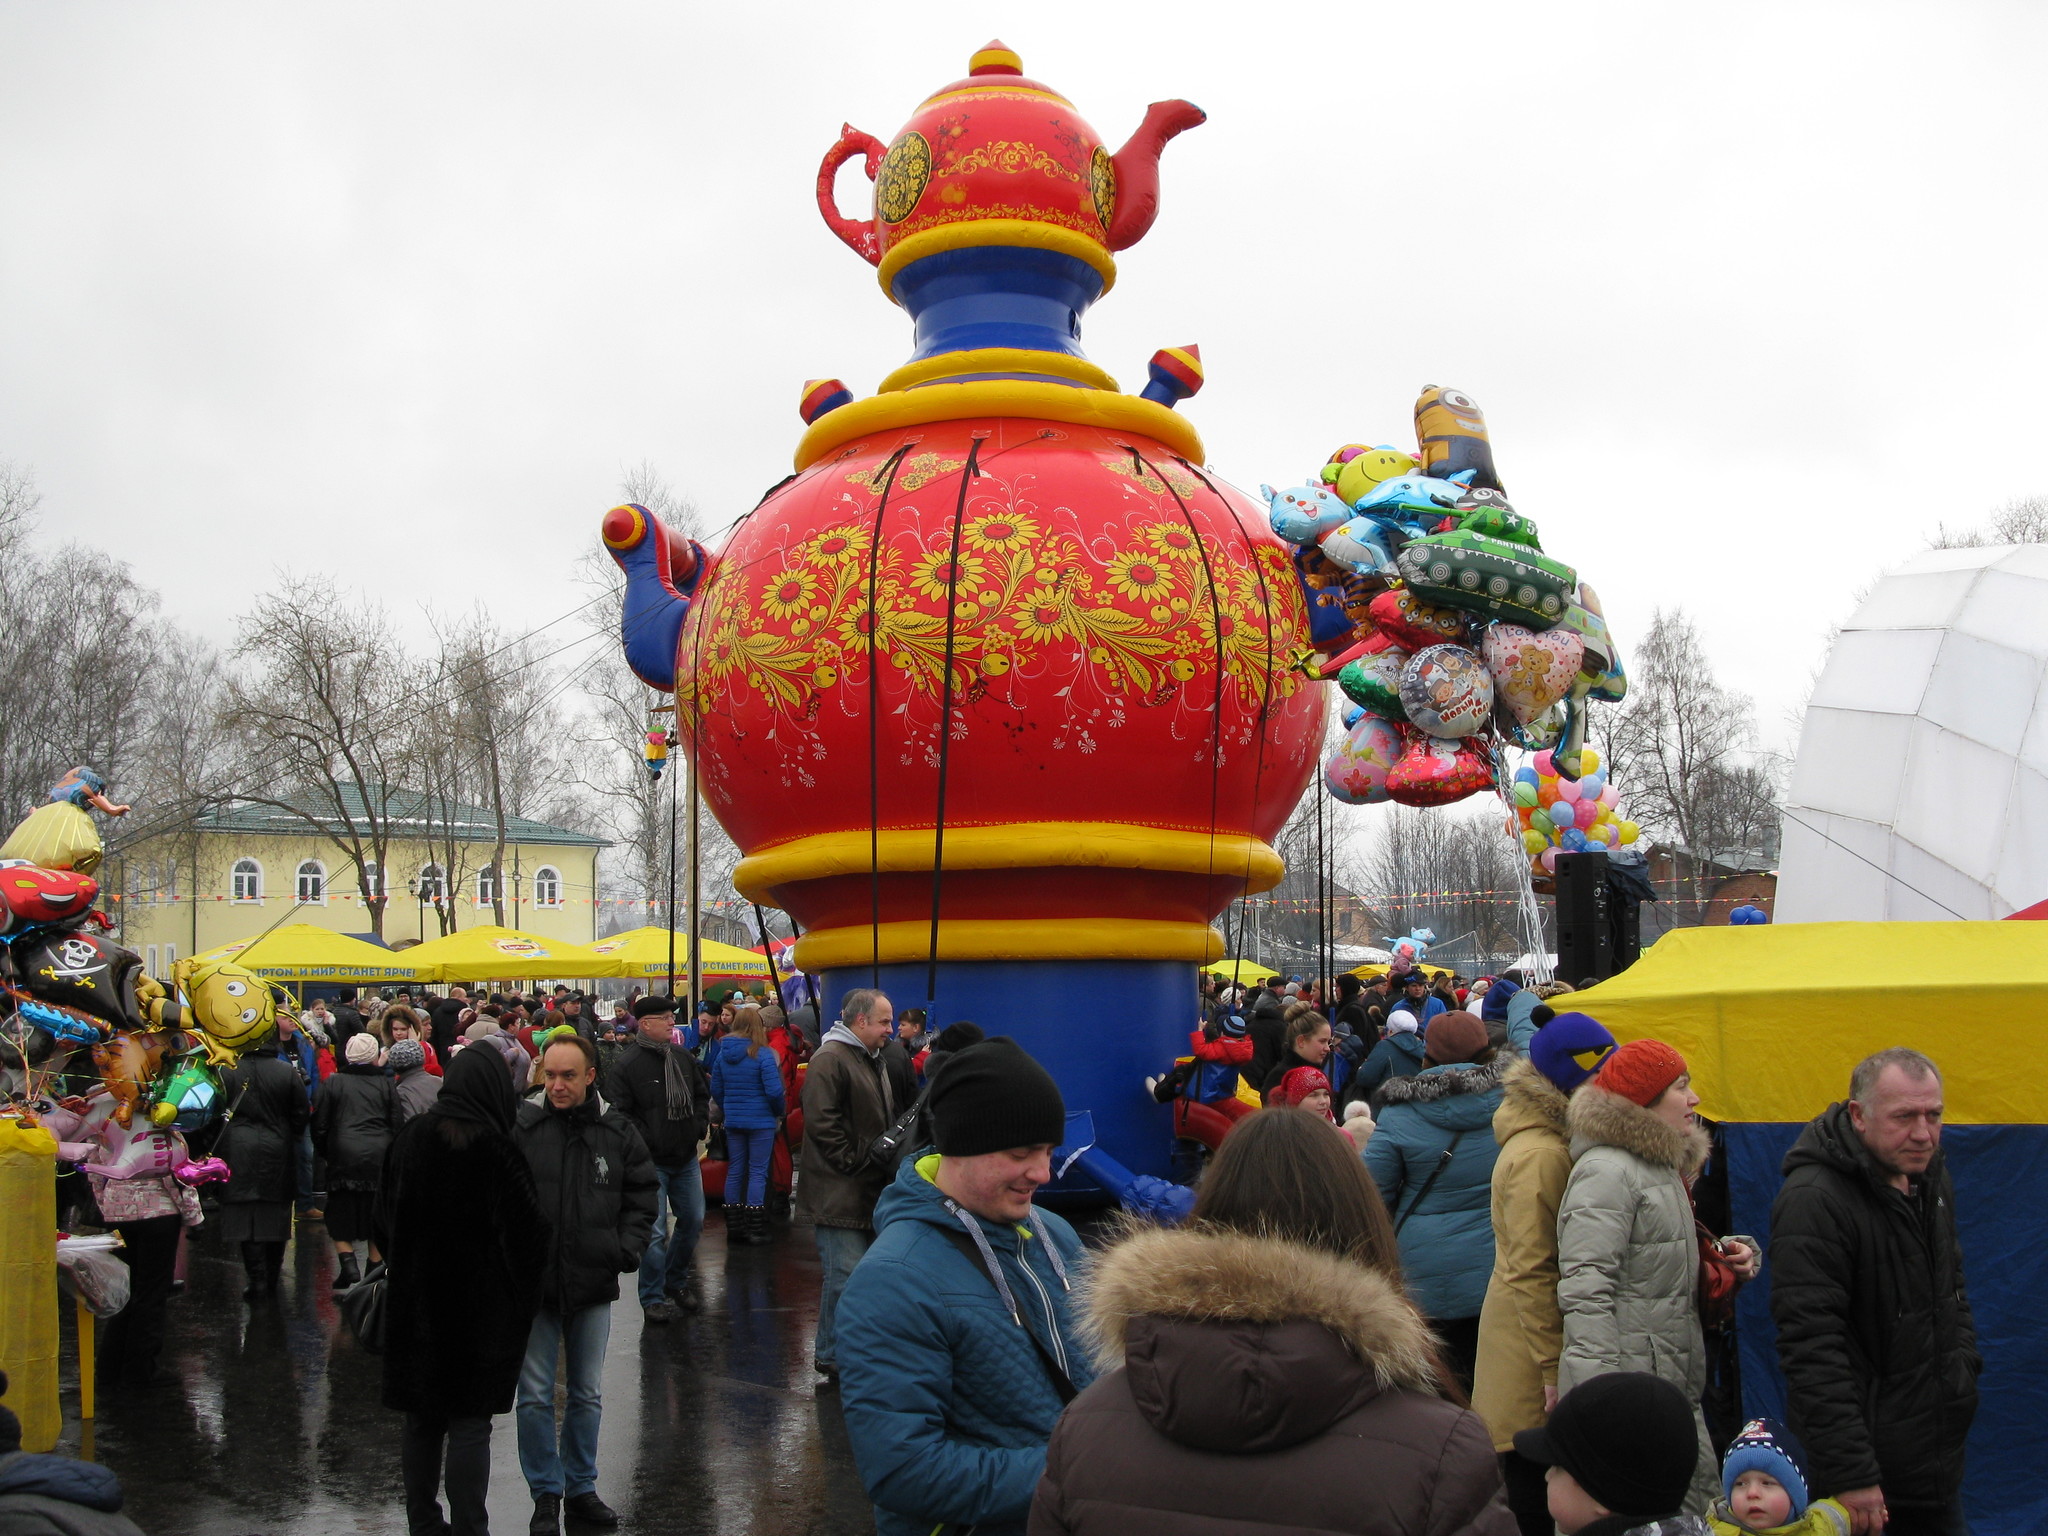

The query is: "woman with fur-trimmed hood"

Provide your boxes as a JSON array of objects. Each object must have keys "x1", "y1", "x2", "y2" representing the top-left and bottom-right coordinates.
[
  {"x1": 1557, "y1": 1039, "x2": 1759, "y2": 1517},
  {"x1": 1472, "y1": 1013, "x2": 1618, "y2": 1536},
  {"x1": 1030, "y1": 1109, "x2": 1513, "y2": 1536}
]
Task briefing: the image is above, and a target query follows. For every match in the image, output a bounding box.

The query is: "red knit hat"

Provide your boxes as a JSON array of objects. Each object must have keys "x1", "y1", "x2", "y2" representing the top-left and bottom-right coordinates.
[
  {"x1": 1591, "y1": 1039, "x2": 1688, "y2": 1107},
  {"x1": 1273, "y1": 1066, "x2": 1334, "y2": 1119}
]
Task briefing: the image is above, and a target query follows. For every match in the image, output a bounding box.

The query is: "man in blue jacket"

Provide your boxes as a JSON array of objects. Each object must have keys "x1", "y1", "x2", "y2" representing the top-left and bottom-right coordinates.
[{"x1": 836, "y1": 1038, "x2": 1092, "y2": 1536}]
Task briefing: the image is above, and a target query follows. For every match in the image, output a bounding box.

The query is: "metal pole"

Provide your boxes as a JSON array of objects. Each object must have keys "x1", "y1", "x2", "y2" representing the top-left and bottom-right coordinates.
[
  {"x1": 665, "y1": 763, "x2": 679, "y2": 997},
  {"x1": 686, "y1": 747, "x2": 702, "y2": 1014}
]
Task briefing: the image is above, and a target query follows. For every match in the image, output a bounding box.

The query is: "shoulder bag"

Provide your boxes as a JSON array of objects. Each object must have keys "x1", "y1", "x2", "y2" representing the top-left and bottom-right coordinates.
[
  {"x1": 340, "y1": 1260, "x2": 388, "y2": 1353},
  {"x1": 1393, "y1": 1130, "x2": 1468, "y2": 1235}
]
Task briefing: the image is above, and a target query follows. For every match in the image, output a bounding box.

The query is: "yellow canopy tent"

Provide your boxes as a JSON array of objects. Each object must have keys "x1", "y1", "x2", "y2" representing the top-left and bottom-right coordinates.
[
  {"x1": 1570, "y1": 920, "x2": 2048, "y2": 1531},
  {"x1": 192, "y1": 924, "x2": 423, "y2": 983},
  {"x1": 1570, "y1": 921, "x2": 2048, "y2": 1126},
  {"x1": 1199, "y1": 959, "x2": 1280, "y2": 985},
  {"x1": 1346, "y1": 961, "x2": 1453, "y2": 981},
  {"x1": 398, "y1": 925, "x2": 614, "y2": 984},
  {"x1": 587, "y1": 928, "x2": 771, "y2": 980}
]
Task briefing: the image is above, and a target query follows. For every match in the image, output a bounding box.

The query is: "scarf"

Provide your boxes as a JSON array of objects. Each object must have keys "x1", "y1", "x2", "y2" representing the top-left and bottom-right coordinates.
[
  {"x1": 629, "y1": 1033, "x2": 691, "y2": 1121},
  {"x1": 432, "y1": 1044, "x2": 518, "y2": 1132}
]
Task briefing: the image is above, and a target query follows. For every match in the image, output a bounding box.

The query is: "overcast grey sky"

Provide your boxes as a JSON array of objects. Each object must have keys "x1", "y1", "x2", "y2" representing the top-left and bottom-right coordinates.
[{"x1": 3, "y1": 1, "x2": 2042, "y2": 751}]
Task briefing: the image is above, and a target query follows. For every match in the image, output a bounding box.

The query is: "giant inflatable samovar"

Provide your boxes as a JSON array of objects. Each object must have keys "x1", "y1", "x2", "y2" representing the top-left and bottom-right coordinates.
[{"x1": 605, "y1": 42, "x2": 1322, "y2": 1183}]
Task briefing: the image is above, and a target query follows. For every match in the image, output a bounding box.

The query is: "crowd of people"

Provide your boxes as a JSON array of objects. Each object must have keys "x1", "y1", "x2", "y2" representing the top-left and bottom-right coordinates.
[{"x1": 9, "y1": 969, "x2": 1978, "y2": 1536}]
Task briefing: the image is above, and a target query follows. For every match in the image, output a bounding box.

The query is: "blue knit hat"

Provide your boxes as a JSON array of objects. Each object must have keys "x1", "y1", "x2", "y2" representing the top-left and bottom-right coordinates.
[
  {"x1": 1528, "y1": 1012, "x2": 1617, "y2": 1092},
  {"x1": 1722, "y1": 1418, "x2": 1810, "y2": 1517},
  {"x1": 1220, "y1": 1014, "x2": 1248, "y2": 1039},
  {"x1": 1480, "y1": 976, "x2": 1520, "y2": 1023}
]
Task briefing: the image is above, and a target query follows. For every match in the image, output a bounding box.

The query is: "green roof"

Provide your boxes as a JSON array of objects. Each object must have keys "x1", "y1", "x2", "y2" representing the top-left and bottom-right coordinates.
[{"x1": 196, "y1": 785, "x2": 608, "y2": 849}]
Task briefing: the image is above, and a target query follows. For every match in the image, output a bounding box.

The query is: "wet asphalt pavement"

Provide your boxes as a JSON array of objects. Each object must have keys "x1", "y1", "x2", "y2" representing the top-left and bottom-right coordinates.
[{"x1": 51, "y1": 1206, "x2": 876, "y2": 1536}]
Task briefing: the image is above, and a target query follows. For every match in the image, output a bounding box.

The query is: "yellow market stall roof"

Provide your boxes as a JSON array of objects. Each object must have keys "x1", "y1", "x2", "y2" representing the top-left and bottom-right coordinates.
[
  {"x1": 398, "y1": 924, "x2": 614, "y2": 983},
  {"x1": 193, "y1": 924, "x2": 423, "y2": 982},
  {"x1": 1570, "y1": 921, "x2": 2048, "y2": 1127},
  {"x1": 588, "y1": 928, "x2": 770, "y2": 979}
]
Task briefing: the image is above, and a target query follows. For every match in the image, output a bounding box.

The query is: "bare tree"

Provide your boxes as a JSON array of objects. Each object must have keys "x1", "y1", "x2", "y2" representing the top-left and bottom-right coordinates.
[
  {"x1": 222, "y1": 578, "x2": 415, "y2": 938},
  {"x1": 1346, "y1": 805, "x2": 1527, "y2": 971},
  {"x1": 1929, "y1": 495, "x2": 2048, "y2": 549},
  {"x1": 1593, "y1": 608, "x2": 1781, "y2": 922}
]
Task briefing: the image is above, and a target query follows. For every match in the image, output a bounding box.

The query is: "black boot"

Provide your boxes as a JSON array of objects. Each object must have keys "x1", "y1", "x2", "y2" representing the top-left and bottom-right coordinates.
[
  {"x1": 265, "y1": 1241, "x2": 287, "y2": 1294},
  {"x1": 333, "y1": 1251, "x2": 361, "y2": 1290},
  {"x1": 241, "y1": 1242, "x2": 267, "y2": 1300}
]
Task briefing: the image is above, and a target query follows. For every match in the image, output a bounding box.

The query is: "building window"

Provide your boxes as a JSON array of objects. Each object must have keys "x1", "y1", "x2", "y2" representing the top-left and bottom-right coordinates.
[
  {"x1": 145, "y1": 944, "x2": 159, "y2": 977},
  {"x1": 533, "y1": 866, "x2": 562, "y2": 907},
  {"x1": 477, "y1": 866, "x2": 499, "y2": 906},
  {"x1": 164, "y1": 860, "x2": 177, "y2": 902},
  {"x1": 417, "y1": 864, "x2": 445, "y2": 902},
  {"x1": 362, "y1": 860, "x2": 385, "y2": 900},
  {"x1": 163, "y1": 943, "x2": 177, "y2": 971},
  {"x1": 231, "y1": 859, "x2": 263, "y2": 902},
  {"x1": 296, "y1": 860, "x2": 326, "y2": 904}
]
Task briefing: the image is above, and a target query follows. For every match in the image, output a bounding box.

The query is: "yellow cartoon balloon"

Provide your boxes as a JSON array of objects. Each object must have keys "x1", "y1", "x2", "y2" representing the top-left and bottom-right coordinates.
[
  {"x1": 1334, "y1": 446, "x2": 1420, "y2": 509},
  {"x1": 170, "y1": 955, "x2": 276, "y2": 1064}
]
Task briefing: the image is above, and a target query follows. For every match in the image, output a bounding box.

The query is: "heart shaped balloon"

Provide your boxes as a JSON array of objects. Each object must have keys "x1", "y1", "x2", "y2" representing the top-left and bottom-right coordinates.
[
  {"x1": 1386, "y1": 728, "x2": 1493, "y2": 807},
  {"x1": 1398, "y1": 644, "x2": 1494, "y2": 739},
  {"x1": 1482, "y1": 624, "x2": 1585, "y2": 725},
  {"x1": 1368, "y1": 587, "x2": 1467, "y2": 653},
  {"x1": 1324, "y1": 714, "x2": 1401, "y2": 804},
  {"x1": 1337, "y1": 647, "x2": 1410, "y2": 722}
]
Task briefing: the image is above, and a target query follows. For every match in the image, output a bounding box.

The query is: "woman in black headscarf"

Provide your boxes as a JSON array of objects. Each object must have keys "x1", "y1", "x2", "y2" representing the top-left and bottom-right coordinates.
[{"x1": 379, "y1": 1045, "x2": 550, "y2": 1536}]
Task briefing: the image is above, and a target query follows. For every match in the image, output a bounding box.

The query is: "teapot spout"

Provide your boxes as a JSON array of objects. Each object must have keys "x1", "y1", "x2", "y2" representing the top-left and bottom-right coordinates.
[{"x1": 1104, "y1": 99, "x2": 1206, "y2": 252}]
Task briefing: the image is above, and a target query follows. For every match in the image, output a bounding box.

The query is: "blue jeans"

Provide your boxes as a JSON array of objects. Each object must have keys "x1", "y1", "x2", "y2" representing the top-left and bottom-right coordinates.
[
  {"x1": 723, "y1": 1126, "x2": 775, "y2": 1207},
  {"x1": 811, "y1": 1225, "x2": 872, "y2": 1368},
  {"x1": 516, "y1": 1304, "x2": 610, "y2": 1499},
  {"x1": 637, "y1": 1160, "x2": 705, "y2": 1308}
]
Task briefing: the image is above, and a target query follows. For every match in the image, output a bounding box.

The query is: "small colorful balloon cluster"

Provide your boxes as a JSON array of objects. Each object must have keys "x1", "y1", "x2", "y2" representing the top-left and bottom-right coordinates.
[
  {"x1": 1508, "y1": 747, "x2": 1640, "y2": 876},
  {"x1": 1266, "y1": 386, "x2": 1626, "y2": 813}
]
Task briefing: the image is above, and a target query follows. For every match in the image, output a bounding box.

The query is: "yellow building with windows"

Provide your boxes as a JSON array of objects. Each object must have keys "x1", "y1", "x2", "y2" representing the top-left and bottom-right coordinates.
[{"x1": 114, "y1": 787, "x2": 609, "y2": 978}]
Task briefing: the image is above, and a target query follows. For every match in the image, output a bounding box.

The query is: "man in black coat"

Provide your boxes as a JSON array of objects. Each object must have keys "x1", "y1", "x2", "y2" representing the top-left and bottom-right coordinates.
[
  {"x1": 1245, "y1": 982, "x2": 1289, "y2": 1089},
  {"x1": 1770, "y1": 1048, "x2": 1979, "y2": 1536},
  {"x1": 330, "y1": 988, "x2": 364, "y2": 1050},
  {"x1": 600, "y1": 996, "x2": 710, "y2": 1321},
  {"x1": 514, "y1": 1034, "x2": 658, "y2": 1535}
]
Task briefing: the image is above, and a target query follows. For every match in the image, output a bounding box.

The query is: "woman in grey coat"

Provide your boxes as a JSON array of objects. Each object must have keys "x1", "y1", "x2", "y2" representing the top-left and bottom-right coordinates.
[{"x1": 1555, "y1": 1038, "x2": 1757, "y2": 1515}]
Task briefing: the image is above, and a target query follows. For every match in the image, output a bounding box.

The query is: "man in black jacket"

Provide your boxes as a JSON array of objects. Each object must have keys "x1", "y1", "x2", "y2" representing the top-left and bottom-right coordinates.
[
  {"x1": 514, "y1": 1034, "x2": 658, "y2": 1536},
  {"x1": 1770, "y1": 1048, "x2": 1978, "y2": 1536},
  {"x1": 600, "y1": 995, "x2": 710, "y2": 1321}
]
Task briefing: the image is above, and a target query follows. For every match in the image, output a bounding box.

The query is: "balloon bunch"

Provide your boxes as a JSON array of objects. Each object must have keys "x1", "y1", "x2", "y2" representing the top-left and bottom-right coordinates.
[
  {"x1": 1507, "y1": 747, "x2": 1640, "y2": 877},
  {"x1": 1267, "y1": 387, "x2": 1627, "y2": 812},
  {"x1": 1, "y1": 767, "x2": 267, "y2": 1166}
]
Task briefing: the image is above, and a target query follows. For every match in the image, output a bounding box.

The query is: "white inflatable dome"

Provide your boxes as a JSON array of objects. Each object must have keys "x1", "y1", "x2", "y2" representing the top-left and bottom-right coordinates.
[{"x1": 1777, "y1": 544, "x2": 2048, "y2": 921}]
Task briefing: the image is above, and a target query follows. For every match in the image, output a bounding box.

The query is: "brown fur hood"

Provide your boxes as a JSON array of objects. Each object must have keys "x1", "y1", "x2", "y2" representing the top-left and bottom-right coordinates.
[
  {"x1": 1492, "y1": 1058, "x2": 1569, "y2": 1147},
  {"x1": 1083, "y1": 1223, "x2": 1444, "y2": 1394},
  {"x1": 1567, "y1": 1083, "x2": 1711, "y2": 1175}
]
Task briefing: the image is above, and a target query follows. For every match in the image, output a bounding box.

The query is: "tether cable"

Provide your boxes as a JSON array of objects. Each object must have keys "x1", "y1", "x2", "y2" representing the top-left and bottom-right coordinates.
[
  {"x1": 924, "y1": 437, "x2": 986, "y2": 1006},
  {"x1": 1175, "y1": 458, "x2": 1279, "y2": 972},
  {"x1": 861, "y1": 445, "x2": 914, "y2": 988},
  {"x1": 1130, "y1": 449, "x2": 1228, "y2": 963}
]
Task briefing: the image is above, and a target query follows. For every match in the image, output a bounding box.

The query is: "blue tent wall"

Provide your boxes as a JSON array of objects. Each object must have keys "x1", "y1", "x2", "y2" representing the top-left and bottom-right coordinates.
[{"x1": 1724, "y1": 1122, "x2": 2048, "y2": 1536}]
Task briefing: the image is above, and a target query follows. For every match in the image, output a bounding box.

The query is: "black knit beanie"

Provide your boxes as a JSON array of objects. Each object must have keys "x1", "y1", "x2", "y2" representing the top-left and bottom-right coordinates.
[
  {"x1": 927, "y1": 1037, "x2": 1065, "y2": 1156},
  {"x1": 1513, "y1": 1372, "x2": 1698, "y2": 1518}
]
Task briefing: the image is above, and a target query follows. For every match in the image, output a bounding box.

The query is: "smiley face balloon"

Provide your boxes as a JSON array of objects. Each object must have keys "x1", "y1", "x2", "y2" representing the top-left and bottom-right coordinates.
[{"x1": 170, "y1": 955, "x2": 276, "y2": 1064}]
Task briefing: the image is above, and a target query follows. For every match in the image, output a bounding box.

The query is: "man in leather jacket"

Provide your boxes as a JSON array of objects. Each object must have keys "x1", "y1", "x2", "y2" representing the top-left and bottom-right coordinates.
[{"x1": 513, "y1": 1034, "x2": 656, "y2": 1536}]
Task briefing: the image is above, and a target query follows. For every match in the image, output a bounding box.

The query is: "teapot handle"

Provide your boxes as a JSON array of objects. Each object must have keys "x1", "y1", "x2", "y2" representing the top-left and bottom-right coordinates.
[{"x1": 816, "y1": 124, "x2": 887, "y2": 265}]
